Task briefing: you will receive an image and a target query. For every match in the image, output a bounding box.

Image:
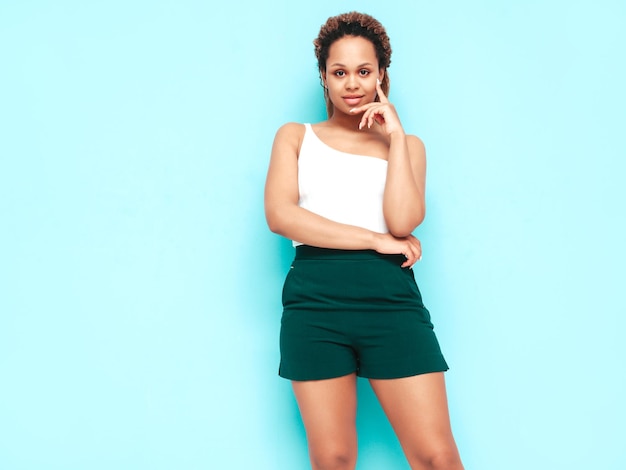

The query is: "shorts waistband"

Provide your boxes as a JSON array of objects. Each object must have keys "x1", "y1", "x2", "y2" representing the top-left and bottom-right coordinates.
[{"x1": 295, "y1": 245, "x2": 405, "y2": 263}]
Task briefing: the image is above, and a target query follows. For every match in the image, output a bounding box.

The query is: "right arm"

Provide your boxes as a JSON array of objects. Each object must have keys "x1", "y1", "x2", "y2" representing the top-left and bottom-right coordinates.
[{"x1": 264, "y1": 123, "x2": 422, "y2": 266}]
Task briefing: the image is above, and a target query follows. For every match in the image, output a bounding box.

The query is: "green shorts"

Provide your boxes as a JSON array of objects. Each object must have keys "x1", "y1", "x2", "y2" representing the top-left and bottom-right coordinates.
[{"x1": 279, "y1": 246, "x2": 449, "y2": 381}]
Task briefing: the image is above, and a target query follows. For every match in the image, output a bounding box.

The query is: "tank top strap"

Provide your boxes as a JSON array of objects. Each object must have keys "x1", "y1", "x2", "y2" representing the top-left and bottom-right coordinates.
[{"x1": 300, "y1": 123, "x2": 317, "y2": 155}]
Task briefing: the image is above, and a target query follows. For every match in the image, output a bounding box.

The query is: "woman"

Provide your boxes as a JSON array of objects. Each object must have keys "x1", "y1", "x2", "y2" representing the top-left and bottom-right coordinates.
[{"x1": 264, "y1": 11, "x2": 464, "y2": 470}]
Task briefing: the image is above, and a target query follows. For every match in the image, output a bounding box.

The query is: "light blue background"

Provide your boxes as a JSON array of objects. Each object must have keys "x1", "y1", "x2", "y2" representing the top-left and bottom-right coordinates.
[{"x1": 1, "y1": 1, "x2": 625, "y2": 469}]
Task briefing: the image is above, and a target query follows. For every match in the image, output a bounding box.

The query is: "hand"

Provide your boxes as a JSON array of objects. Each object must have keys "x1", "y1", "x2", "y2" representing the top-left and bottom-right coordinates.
[
  {"x1": 349, "y1": 80, "x2": 404, "y2": 136},
  {"x1": 373, "y1": 232, "x2": 422, "y2": 268}
]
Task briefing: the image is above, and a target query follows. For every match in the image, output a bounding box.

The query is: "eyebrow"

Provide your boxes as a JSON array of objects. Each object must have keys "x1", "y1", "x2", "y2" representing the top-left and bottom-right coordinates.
[{"x1": 329, "y1": 62, "x2": 375, "y2": 68}]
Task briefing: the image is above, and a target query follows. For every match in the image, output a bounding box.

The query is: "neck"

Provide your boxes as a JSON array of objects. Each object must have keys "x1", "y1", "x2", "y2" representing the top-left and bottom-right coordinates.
[{"x1": 327, "y1": 109, "x2": 363, "y2": 130}]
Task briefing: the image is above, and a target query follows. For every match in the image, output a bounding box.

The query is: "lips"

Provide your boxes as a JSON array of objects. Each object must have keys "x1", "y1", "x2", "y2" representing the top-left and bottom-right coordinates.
[{"x1": 343, "y1": 95, "x2": 364, "y2": 106}]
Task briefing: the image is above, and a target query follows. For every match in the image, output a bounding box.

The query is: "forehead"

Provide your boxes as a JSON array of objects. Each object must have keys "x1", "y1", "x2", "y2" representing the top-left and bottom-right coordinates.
[{"x1": 327, "y1": 35, "x2": 378, "y2": 66}]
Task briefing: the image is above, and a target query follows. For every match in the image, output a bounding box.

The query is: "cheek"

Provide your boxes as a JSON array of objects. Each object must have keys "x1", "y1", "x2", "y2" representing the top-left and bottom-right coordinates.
[{"x1": 328, "y1": 82, "x2": 342, "y2": 95}]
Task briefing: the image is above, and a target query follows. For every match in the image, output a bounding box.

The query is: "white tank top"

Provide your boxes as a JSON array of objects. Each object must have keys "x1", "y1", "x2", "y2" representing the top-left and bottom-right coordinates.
[{"x1": 293, "y1": 123, "x2": 389, "y2": 246}]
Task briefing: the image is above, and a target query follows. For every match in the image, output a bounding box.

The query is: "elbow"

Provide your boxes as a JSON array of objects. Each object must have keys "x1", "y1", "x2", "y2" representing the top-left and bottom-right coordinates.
[
  {"x1": 265, "y1": 214, "x2": 282, "y2": 235},
  {"x1": 265, "y1": 198, "x2": 301, "y2": 236},
  {"x1": 265, "y1": 207, "x2": 288, "y2": 235},
  {"x1": 387, "y1": 224, "x2": 416, "y2": 238},
  {"x1": 386, "y1": 210, "x2": 425, "y2": 238}
]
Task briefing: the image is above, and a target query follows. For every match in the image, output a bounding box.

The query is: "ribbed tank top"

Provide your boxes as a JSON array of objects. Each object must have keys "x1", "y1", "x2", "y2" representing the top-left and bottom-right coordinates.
[{"x1": 293, "y1": 123, "x2": 388, "y2": 246}]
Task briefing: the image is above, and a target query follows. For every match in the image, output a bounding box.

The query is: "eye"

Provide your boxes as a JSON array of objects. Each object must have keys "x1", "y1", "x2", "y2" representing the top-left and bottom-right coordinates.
[
  {"x1": 359, "y1": 69, "x2": 370, "y2": 76},
  {"x1": 334, "y1": 70, "x2": 345, "y2": 77}
]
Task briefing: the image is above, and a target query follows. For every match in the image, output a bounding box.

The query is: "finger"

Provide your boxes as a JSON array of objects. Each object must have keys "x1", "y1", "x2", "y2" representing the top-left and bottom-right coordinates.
[
  {"x1": 403, "y1": 239, "x2": 421, "y2": 267},
  {"x1": 411, "y1": 238, "x2": 422, "y2": 259},
  {"x1": 413, "y1": 242, "x2": 423, "y2": 263},
  {"x1": 401, "y1": 245, "x2": 417, "y2": 268},
  {"x1": 400, "y1": 244, "x2": 411, "y2": 267},
  {"x1": 404, "y1": 253, "x2": 419, "y2": 269},
  {"x1": 349, "y1": 102, "x2": 377, "y2": 115},
  {"x1": 376, "y1": 79, "x2": 389, "y2": 104},
  {"x1": 401, "y1": 254, "x2": 412, "y2": 268},
  {"x1": 359, "y1": 111, "x2": 369, "y2": 130},
  {"x1": 360, "y1": 108, "x2": 376, "y2": 130},
  {"x1": 369, "y1": 107, "x2": 384, "y2": 128}
]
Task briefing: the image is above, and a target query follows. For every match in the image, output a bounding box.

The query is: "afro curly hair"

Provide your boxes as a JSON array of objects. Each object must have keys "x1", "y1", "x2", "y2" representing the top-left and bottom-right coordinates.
[{"x1": 313, "y1": 12, "x2": 392, "y2": 117}]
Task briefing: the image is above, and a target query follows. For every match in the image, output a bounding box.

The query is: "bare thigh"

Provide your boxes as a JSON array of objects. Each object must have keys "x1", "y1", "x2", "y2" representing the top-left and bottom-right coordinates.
[
  {"x1": 292, "y1": 373, "x2": 358, "y2": 469},
  {"x1": 369, "y1": 372, "x2": 463, "y2": 470}
]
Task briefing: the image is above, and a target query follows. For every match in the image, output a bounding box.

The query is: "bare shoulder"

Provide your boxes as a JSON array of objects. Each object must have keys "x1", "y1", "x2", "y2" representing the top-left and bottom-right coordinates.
[
  {"x1": 274, "y1": 122, "x2": 306, "y2": 148},
  {"x1": 406, "y1": 134, "x2": 426, "y2": 155},
  {"x1": 405, "y1": 134, "x2": 427, "y2": 183}
]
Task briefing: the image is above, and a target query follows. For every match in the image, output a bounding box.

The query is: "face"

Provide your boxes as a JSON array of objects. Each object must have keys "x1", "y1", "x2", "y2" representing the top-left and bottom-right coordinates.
[{"x1": 323, "y1": 35, "x2": 384, "y2": 115}]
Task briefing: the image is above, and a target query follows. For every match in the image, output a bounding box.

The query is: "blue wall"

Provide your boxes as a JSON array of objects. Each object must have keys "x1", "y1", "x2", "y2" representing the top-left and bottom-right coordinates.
[{"x1": 1, "y1": 1, "x2": 625, "y2": 469}]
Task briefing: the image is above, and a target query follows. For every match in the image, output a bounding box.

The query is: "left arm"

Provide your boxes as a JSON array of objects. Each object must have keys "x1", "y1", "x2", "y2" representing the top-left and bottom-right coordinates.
[
  {"x1": 383, "y1": 132, "x2": 426, "y2": 237},
  {"x1": 351, "y1": 82, "x2": 427, "y2": 237}
]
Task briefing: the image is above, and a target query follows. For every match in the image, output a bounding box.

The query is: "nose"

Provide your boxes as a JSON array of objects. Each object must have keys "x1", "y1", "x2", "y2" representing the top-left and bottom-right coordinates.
[{"x1": 345, "y1": 73, "x2": 359, "y2": 90}]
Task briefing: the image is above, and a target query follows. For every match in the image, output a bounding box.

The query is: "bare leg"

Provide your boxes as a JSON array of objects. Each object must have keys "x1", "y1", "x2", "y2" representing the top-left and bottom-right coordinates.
[
  {"x1": 369, "y1": 372, "x2": 463, "y2": 470},
  {"x1": 292, "y1": 373, "x2": 358, "y2": 470}
]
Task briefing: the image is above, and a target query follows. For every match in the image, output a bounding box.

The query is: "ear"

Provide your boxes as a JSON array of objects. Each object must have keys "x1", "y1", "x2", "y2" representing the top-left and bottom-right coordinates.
[
  {"x1": 378, "y1": 69, "x2": 385, "y2": 82},
  {"x1": 321, "y1": 69, "x2": 327, "y2": 87}
]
